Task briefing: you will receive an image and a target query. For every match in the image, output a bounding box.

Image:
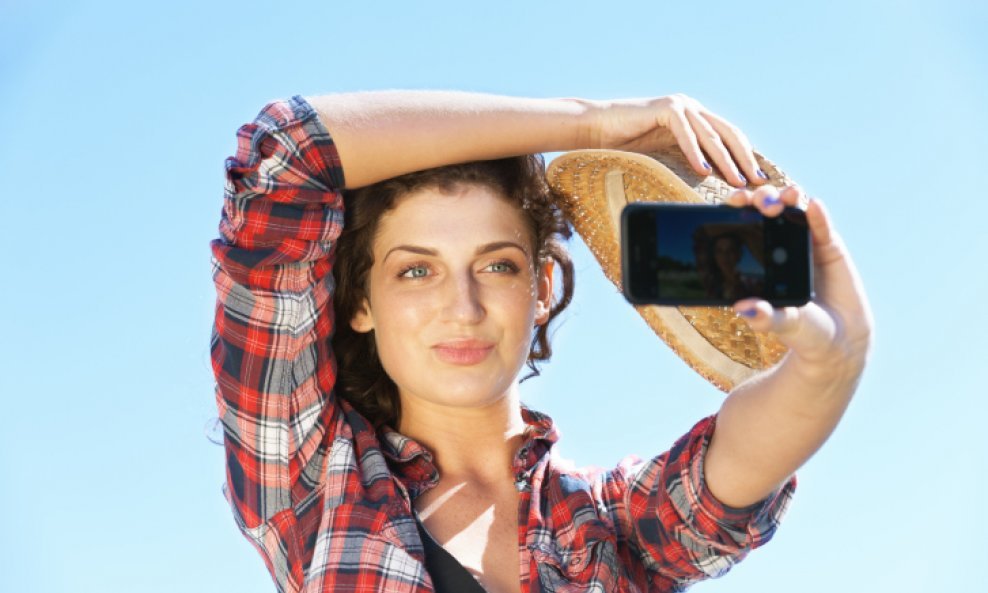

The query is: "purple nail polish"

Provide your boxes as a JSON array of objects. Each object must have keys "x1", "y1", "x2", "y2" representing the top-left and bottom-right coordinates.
[
  {"x1": 738, "y1": 173, "x2": 747, "y2": 185},
  {"x1": 740, "y1": 309, "x2": 758, "y2": 318},
  {"x1": 764, "y1": 196, "x2": 781, "y2": 207},
  {"x1": 757, "y1": 169, "x2": 769, "y2": 180},
  {"x1": 702, "y1": 161, "x2": 712, "y2": 171}
]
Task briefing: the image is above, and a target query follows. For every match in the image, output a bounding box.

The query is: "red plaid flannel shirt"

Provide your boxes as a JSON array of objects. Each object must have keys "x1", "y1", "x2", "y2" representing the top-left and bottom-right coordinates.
[{"x1": 210, "y1": 96, "x2": 795, "y2": 593}]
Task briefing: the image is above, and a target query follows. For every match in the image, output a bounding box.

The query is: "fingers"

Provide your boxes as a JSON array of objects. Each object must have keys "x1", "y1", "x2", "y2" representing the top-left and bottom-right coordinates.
[
  {"x1": 700, "y1": 109, "x2": 769, "y2": 187},
  {"x1": 663, "y1": 95, "x2": 766, "y2": 187},
  {"x1": 804, "y1": 198, "x2": 848, "y2": 274},
  {"x1": 665, "y1": 110, "x2": 711, "y2": 178},
  {"x1": 732, "y1": 196, "x2": 872, "y2": 361},
  {"x1": 803, "y1": 198, "x2": 869, "y2": 325},
  {"x1": 684, "y1": 108, "x2": 747, "y2": 187},
  {"x1": 727, "y1": 184, "x2": 803, "y2": 215},
  {"x1": 806, "y1": 198, "x2": 836, "y2": 250}
]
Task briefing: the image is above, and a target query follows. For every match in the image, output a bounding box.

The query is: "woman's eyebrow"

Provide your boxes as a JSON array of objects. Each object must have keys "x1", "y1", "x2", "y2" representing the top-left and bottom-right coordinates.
[
  {"x1": 383, "y1": 245, "x2": 436, "y2": 263},
  {"x1": 383, "y1": 241, "x2": 529, "y2": 263},
  {"x1": 476, "y1": 241, "x2": 529, "y2": 256}
]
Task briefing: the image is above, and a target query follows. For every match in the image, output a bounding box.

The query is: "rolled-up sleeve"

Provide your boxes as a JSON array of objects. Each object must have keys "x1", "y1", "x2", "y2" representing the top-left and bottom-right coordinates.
[
  {"x1": 601, "y1": 414, "x2": 795, "y2": 590},
  {"x1": 210, "y1": 96, "x2": 346, "y2": 593}
]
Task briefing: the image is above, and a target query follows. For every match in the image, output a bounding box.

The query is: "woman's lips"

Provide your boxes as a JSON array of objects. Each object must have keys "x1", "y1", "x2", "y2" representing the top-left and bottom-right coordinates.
[{"x1": 432, "y1": 340, "x2": 495, "y2": 365}]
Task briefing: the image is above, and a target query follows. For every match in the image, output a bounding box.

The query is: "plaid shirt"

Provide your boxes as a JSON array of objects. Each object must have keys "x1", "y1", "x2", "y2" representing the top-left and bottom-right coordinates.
[{"x1": 210, "y1": 96, "x2": 795, "y2": 593}]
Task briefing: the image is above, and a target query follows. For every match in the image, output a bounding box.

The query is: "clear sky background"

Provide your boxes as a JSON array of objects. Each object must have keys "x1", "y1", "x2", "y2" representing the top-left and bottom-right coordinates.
[{"x1": 1, "y1": 1, "x2": 985, "y2": 592}]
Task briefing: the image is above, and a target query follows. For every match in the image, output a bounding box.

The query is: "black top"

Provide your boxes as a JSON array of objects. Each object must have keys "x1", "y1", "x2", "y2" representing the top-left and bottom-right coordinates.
[{"x1": 415, "y1": 517, "x2": 489, "y2": 593}]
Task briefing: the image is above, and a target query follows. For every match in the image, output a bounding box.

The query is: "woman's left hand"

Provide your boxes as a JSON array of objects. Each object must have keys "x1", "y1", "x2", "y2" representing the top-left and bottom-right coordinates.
[
  {"x1": 703, "y1": 185, "x2": 873, "y2": 508},
  {"x1": 727, "y1": 185, "x2": 873, "y2": 380}
]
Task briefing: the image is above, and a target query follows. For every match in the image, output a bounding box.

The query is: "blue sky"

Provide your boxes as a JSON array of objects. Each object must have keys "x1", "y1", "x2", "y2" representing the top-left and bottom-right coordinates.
[{"x1": 1, "y1": 1, "x2": 985, "y2": 592}]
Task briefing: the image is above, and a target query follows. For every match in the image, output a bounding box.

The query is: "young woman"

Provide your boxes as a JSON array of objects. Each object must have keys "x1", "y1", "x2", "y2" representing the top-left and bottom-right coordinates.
[{"x1": 211, "y1": 91, "x2": 872, "y2": 593}]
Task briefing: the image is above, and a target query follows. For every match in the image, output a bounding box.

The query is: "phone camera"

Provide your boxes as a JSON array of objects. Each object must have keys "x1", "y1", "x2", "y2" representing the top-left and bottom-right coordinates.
[{"x1": 772, "y1": 247, "x2": 789, "y2": 265}]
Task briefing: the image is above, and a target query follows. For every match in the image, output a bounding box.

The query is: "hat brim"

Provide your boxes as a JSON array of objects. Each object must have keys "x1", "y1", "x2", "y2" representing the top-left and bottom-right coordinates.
[{"x1": 546, "y1": 149, "x2": 804, "y2": 392}]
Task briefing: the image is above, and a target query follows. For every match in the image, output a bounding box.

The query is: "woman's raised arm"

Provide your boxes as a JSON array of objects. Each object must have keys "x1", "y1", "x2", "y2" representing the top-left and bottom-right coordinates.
[
  {"x1": 308, "y1": 90, "x2": 765, "y2": 188},
  {"x1": 704, "y1": 185, "x2": 874, "y2": 508}
]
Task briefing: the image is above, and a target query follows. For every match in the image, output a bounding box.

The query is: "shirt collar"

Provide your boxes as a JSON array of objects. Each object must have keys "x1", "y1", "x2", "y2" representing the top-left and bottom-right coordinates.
[{"x1": 379, "y1": 405, "x2": 560, "y2": 497}]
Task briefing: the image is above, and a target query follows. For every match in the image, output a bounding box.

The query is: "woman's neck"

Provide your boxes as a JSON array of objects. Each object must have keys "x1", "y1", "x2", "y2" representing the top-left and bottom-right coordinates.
[{"x1": 397, "y1": 388, "x2": 527, "y2": 484}]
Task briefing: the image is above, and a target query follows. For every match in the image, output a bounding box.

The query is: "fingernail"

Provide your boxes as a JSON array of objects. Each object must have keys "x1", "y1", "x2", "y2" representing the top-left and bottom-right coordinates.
[
  {"x1": 702, "y1": 161, "x2": 712, "y2": 171},
  {"x1": 764, "y1": 196, "x2": 781, "y2": 207},
  {"x1": 737, "y1": 173, "x2": 747, "y2": 185},
  {"x1": 757, "y1": 169, "x2": 769, "y2": 180},
  {"x1": 739, "y1": 308, "x2": 758, "y2": 318}
]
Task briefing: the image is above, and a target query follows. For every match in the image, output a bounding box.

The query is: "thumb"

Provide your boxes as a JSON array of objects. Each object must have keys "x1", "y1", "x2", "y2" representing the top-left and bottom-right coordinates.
[{"x1": 734, "y1": 299, "x2": 837, "y2": 359}]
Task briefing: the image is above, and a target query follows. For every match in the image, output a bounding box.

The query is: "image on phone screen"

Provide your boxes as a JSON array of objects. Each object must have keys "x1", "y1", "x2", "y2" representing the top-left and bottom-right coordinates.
[
  {"x1": 622, "y1": 204, "x2": 812, "y2": 306},
  {"x1": 656, "y1": 208, "x2": 764, "y2": 301}
]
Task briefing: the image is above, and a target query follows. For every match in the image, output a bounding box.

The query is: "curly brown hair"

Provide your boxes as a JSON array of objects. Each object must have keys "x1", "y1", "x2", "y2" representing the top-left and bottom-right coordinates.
[{"x1": 332, "y1": 155, "x2": 574, "y2": 429}]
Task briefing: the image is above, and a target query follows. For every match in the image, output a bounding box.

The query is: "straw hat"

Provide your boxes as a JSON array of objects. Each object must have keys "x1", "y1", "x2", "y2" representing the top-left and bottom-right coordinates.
[{"x1": 545, "y1": 148, "x2": 807, "y2": 392}]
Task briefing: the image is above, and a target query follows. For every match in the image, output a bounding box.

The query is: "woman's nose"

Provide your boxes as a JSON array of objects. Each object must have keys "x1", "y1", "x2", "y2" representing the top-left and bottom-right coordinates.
[{"x1": 441, "y1": 272, "x2": 485, "y2": 324}]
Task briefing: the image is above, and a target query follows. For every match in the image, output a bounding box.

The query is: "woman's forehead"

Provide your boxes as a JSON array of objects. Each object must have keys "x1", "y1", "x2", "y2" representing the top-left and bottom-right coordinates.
[{"x1": 374, "y1": 185, "x2": 532, "y2": 251}]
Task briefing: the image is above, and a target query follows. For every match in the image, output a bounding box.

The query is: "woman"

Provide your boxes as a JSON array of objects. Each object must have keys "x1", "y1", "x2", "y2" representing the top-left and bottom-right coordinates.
[
  {"x1": 211, "y1": 91, "x2": 872, "y2": 593},
  {"x1": 708, "y1": 231, "x2": 763, "y2": 300}
]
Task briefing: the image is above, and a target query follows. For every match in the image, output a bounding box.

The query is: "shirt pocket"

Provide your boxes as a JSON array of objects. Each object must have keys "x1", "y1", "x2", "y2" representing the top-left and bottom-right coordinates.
[
  {"x1": 305, "y1": 497, "x2": 427, "y2": 593},
  {"x1": 531, "y1": 519, "x2": 624, "y2": 593}
]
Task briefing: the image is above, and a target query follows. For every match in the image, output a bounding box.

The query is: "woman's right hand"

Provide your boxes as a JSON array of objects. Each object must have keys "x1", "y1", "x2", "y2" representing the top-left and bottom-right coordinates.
[{"x1": 587, "y1": 94, "x2": 767, "y2": 188}]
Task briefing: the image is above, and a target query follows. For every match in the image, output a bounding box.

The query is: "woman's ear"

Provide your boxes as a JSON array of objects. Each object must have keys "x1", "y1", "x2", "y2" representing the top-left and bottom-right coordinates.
[
  {"x1": 534, "y1": 260, "x2": 554, "y2": 326},
  {"x1": 350, "y1": 299, "x2": 375, "y2": 333}
]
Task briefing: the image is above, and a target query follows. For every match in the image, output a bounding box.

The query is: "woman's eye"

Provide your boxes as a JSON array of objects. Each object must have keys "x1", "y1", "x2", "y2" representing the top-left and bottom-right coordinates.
[
  {"x1": 399, "y1": 265, "x2": 430, "y2": 279},
  {"x1": 486, "y1": 261, "x2": 519, "y2": 274}
]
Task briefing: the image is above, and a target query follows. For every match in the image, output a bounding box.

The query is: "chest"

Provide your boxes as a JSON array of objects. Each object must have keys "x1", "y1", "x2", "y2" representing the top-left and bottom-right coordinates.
[{"x1": 414, "y1": 480, "x2": 522, "y2": 593}]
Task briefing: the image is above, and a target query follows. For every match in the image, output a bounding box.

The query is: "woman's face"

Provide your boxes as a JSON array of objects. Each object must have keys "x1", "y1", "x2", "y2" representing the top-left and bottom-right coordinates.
[
  {"x1": 350, "y1": 183, "x2": 552, "y2": 410},
  {"x1": 714, "y1": 235, "x2": 741, "y2": 274}
]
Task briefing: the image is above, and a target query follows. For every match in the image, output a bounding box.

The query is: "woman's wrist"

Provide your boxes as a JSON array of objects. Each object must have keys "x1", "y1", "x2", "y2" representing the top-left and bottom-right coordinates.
[
  {"x1": 553, "y1": 97, "x2": 603, "y2": 150},
  {"x1": 782, "y1": 346, "x2": 868, "y2": 402}
]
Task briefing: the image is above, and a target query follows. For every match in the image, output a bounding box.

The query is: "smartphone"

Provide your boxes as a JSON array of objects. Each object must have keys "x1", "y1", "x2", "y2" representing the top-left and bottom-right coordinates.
[{"x1": 621, "y1": 203, "x2": 813, "y2": 306}]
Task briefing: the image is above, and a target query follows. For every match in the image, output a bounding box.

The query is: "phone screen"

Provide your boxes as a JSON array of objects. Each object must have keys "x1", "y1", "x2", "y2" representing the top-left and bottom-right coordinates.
[{"x1": 622, "y1": 204, "x2": 812, "y2": 306}]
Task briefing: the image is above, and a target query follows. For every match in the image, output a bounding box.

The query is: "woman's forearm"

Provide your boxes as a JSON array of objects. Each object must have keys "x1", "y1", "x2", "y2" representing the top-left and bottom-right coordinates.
[
  {"x1": 307, "y1": 91, "x2": 596, "y2": 188},
  {"x1": 702, "y1": 192, "x2": 873, "y2": 509},
  {"x1": 704, "y1": 350, "x2": 866, "y2": 508}
]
